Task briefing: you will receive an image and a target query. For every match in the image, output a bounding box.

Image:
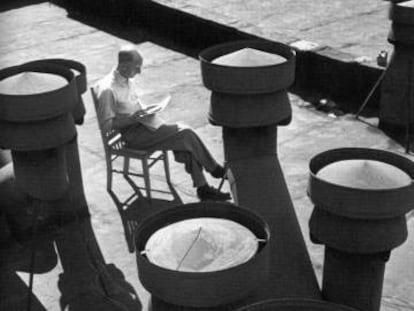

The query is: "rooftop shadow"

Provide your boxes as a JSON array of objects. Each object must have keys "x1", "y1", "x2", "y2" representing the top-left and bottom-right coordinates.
[
  {"x1": 0, "y1": 270, "x2": 48, "y2": 311},
  {"x1": 50, "y1": 0, "x2": 256, "y2": 59},
  {"x1": 0, "y1": 0, "x2": 45, "y2": 13}
]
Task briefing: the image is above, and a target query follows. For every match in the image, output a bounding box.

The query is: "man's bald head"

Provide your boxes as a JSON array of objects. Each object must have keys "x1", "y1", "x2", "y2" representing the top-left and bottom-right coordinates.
[
  {"x1": 117, "y1": 46, "x2": 143, "y2": 78},
  {"x1": 118, "y1": 46, "x2": 142, "y2": 65}
]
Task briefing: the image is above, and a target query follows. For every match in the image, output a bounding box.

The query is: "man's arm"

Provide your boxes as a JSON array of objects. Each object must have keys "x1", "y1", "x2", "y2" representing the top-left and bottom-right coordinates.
[
  {"x1": 97, "y1": 89, "x2": 116, "y2": 131},
  {"x1": 98, "y1": 89, "x2": 150, "y2": 131},
  {"x1": 113, "y1": 112, "x2": 146, "y2": 130}
]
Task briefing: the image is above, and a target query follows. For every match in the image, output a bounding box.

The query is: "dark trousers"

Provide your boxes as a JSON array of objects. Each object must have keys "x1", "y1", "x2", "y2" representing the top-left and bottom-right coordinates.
[{"x1": 123, "y1": 123, "x2": 218, "y2": 187}]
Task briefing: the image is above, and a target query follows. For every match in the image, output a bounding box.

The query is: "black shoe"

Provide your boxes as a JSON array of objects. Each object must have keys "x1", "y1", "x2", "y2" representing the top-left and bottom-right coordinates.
[
  {"x1": 96, "y1": 262, "x2": 142, "y2": 311},
  {"x1": 197, "y1": 185, "x2": 231, "y2": 201},
  {"x1": 210, "y1": 165, "x2": 226, "y2": 179}
]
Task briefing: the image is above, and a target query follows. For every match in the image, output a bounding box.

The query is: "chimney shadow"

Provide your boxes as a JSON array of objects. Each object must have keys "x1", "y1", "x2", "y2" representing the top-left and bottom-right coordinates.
[{"x1": 0, "y1": 270, "x2": 48, "y2": 311}]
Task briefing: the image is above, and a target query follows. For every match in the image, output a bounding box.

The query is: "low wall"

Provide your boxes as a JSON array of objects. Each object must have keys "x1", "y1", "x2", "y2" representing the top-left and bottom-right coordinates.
[{"x1": 57, "y1": 0, "x2": 384, "y2": 111}]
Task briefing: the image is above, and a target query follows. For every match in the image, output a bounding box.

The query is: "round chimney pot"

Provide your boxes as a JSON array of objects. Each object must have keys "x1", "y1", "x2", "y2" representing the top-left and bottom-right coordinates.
[
  {"x1": 308, "y1": 148, "x2": 414, "y2": 220},
  {"x1": 0, "y1": 62, "x2": 78, "y2": 122},
  {"x1": 135, "y1": 201, "x2": 270, "y2": 308},
  {"x1": 200, "y1": 40, "x2": 295, "y2": 95}
]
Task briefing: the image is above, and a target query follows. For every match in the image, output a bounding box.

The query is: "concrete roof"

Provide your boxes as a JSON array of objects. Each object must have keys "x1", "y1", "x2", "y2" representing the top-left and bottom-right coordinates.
[{"x1": 0, "y1": 2, "x2": 413, "y2": 311}]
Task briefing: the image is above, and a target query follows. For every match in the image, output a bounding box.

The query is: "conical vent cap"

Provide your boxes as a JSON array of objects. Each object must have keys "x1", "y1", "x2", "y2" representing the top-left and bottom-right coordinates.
[
  {"x1": 145, "y1": 217, "x2": 258, "y2": 273},
  {"x1": 0, "y1": 71, "x2": 67, "y2": 95},
  {"x1": 317, "y1": 159, "x2": 411, "y2": 190},
  {"x1": 212, "y1": 47, "x2": 287, "y2": 67},
  {"x1": 398, "y1": 0, "x2": 414, "y2": 8}
]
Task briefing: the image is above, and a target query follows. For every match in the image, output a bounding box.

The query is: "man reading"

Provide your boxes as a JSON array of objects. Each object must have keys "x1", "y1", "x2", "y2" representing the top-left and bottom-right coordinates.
[{"x1": 95, "y1": 45, "x2": 230, "y2": 201}]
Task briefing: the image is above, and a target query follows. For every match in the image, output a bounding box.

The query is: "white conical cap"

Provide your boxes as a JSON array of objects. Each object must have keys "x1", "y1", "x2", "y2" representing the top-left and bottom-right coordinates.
[
  {"x1": 145, "y1": 217, "x2": 259, "y2": 272},
  {"x1": 212, "y1": 47, "x2": 286, "y2": 67},
  {"x1": 398, "y1": 0, "x2": 414, "y2": 8},
  {"x1": 0, "y1": 71, "x2": 67, "y2": 95},
  {"x1": 317, "y1": 159, "x2": 412, "y2": 190}
]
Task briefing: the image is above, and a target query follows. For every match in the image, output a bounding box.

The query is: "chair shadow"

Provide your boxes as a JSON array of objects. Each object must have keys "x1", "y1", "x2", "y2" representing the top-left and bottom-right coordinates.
[
  {"x1": 108, "y1": 175, "x2": 183, "y2": 253},
  {"x1": 0, "y1": 270, "x2": 47, "y2": 311}
]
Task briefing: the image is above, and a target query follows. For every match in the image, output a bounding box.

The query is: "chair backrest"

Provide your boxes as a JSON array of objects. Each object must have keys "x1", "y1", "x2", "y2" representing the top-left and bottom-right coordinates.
[{"x1": 90, "y1": 87, "x2": 125, "y2": 157}]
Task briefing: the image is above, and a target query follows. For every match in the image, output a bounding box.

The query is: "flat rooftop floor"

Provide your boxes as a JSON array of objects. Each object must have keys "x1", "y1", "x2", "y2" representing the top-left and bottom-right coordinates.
[
  {"x1": 154, "y1": 0, "x2": 392, "y2": 61},
  {"x1": 0, "y1": 2, "x2": 413, "y2": 311}
]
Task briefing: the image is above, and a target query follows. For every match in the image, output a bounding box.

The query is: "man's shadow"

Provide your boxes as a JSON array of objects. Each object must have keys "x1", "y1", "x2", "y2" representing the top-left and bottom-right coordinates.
[{"x1": 108, "y1": 174, "x2": 183, "y2": 253}]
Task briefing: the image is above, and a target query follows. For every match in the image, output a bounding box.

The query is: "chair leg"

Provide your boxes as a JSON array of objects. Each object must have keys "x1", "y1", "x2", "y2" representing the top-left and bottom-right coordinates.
[
  {"x1": 217, "y1": 162, "x2": 228, "y2": 191},
  {"x1": 123, "y1": 157, "x2": 130, "y2": 177},
  {"x1": 107, "y1": 159, "x2": 113, "y2": 193},
  {"x1": 126, "y1": 221, "x2": 136, "y2": 253},
  {"x1": 142, "y1": 158, "x2": 152, "y2": 203},
  {"x1": 162, "y1": 151, "x2": 172, "y2": 185}
]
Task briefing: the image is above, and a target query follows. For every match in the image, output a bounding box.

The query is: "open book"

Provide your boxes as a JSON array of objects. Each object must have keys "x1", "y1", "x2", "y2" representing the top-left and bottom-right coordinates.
[
  {"x1": 134, "y1": 93, "x2": 171, "y2": 131},
  {"x1": 142, "y1": 94, "x2": 172, "y2": 115}
]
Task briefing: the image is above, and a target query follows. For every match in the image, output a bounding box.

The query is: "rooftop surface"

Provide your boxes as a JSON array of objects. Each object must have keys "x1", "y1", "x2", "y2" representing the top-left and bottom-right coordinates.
[
  {"x1": 154, "y1": 0, "x2": 393, "y2": 60},
  {"x1": 0, "y1": 2, "x2": 413, "y2": 311}
]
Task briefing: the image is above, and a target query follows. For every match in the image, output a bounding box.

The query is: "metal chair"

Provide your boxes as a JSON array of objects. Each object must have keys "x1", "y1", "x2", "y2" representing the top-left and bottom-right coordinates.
[{"x1": 90, "y1": 87, "x2": 172, "y2": 203}]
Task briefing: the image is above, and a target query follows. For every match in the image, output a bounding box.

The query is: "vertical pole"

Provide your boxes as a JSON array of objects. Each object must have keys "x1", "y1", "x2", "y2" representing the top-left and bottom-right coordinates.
[{"x1": 405, "y1": 59, "x2": 413, "y2": 153}]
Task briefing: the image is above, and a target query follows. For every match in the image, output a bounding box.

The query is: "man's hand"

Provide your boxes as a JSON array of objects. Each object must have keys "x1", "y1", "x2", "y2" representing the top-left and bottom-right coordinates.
[
  {"x1": 113, "y1": 109, "x2": 150, "y2": 129},
  {"x1": 113, "y1": 106, "x2": 158, "y2": 130},
  {"x1": 144, "y1": 104, "x2": 162, "y2": 115},
  {"x1": 133, "y1": 106, "x2": 159, "y2": 119},
  {"x1": 133, "y1": 108, "x2": 148, "y2": 119}
]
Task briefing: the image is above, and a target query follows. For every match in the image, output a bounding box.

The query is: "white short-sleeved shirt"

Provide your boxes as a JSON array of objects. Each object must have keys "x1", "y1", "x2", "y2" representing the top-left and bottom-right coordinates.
[{"x1": 95, "y1": 69, "x2": 163, "y2": 131}]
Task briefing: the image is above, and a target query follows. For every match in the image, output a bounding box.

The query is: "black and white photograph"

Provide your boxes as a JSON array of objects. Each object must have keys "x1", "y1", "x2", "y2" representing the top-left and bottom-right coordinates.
[{"x1": 0, "y1": 0, "x2": 414, "y2": 310}]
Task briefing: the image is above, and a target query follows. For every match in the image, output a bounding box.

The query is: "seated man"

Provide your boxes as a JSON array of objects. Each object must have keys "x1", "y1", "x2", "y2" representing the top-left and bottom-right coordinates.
[{"x1": 95, "y1": 45, "x2": 230, "y2": 201}]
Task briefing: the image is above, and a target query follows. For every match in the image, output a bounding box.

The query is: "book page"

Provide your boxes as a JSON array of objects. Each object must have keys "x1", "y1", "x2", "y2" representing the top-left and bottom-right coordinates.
[{"x1": 145, "y1": 94, "x2": 171, "y2": 115}]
